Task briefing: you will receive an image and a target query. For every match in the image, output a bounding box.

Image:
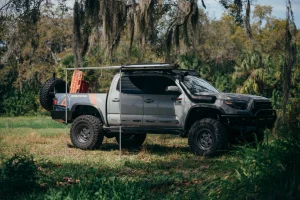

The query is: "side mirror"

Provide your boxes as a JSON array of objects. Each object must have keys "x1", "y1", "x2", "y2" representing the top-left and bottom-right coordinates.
[{"x1": 166, "y1": 86, "x2": 181, "y2": 94}]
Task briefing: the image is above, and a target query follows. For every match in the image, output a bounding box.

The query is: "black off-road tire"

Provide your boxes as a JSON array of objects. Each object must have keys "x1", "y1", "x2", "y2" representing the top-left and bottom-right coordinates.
[
  {"x1": 188, "y1": 118, "x2": 228, "y2": 156},
  {"x1": 70, "y1": 115, "x2": 104, "y2": 150},
  {"x1": 116, "y1": 133, "x2": 147, "y2": 148},
  {"x1": 40, "y1": 78, "x2": 67, "y2": 111}
]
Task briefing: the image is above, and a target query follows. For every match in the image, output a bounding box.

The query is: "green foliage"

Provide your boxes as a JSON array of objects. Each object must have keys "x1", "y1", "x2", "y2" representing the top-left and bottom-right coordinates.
[
  {"x1": 214, "y1": 72, "x2": 234, "y2": 92},
  {"x1": 178, "y1": 55, "x2": 200, "y2": 71},
  {"x1": 232, "y1": 50, "x2": 282, "y2": 97},
  {"x1": 0, "y1": 65, "x2": 18, "y2": 97},
  {"x1": 285, "y1": 98, "x2": 300, "y2": 131},
  {"x1": 55, "y1": 54, "x2": 74, "y2": 81},
  {"x1": 269, "y1": 89, "x2": 281, "y2": 109},
  {"x1": 44, "y1": 176, "x2": 145, "y2": 200},
  {"x1": 0, "y1": 153, "x2": 39, "y2": 195},
  {"x1": 1, "y1": 83, "x2": 39, "y2": 116},
  {"x1": 205, "y1": 134, "x2": 300, "y2": 200}
]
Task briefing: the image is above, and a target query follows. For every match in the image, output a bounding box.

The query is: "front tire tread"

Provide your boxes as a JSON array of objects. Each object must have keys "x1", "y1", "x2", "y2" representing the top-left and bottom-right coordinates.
[{"x1": 188, "y1": 118, "x2": 227, "y2": 156}]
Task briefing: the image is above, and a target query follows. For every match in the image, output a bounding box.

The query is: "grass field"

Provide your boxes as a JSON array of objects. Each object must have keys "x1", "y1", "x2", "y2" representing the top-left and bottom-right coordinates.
[
  {"x1": 0, "y1": 116, "x2": 240, "y2": 199},
  {"x1": 1, "y1": 117, "x2": 298, "y2": 200}
]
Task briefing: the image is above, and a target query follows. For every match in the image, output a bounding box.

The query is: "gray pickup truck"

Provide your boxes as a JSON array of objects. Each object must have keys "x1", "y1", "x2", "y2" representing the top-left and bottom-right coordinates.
[{"x1": 40, "y1": 64, "x2": 276, "y2": 156}]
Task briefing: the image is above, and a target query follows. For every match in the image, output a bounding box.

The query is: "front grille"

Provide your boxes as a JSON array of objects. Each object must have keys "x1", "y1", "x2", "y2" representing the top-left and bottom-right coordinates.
[{"x1": 252, "y1": 101, "x2": 273, "y2": 115}]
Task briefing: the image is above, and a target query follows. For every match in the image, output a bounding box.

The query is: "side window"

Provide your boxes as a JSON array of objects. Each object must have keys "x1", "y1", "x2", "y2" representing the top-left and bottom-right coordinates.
[
  {"x1": 116, "y1": 76, "x2": 144, "y2": 94},
  {"x1": 143, "y1": 76, "x2": 177, "y2": 95}
]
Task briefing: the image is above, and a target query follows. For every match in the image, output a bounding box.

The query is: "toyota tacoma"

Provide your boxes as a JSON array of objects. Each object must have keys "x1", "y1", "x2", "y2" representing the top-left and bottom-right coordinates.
[{"x1": 40, "y1": 64, "x2": 276, "y2": 156}]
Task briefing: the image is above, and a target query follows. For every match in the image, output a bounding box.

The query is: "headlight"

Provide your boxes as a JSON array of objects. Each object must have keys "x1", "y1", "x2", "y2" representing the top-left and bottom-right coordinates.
[{"x1": 224, "y1": 100, "x2": 248, "y2": 110}]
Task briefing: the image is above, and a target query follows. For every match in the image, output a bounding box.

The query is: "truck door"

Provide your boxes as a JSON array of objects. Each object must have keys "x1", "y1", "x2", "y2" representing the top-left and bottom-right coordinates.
[
  {"x1": 142, "y1": 76, "x2": 181, "y2": 127},
  {"x1": 107, "y1": 75, "x2": 144, "y2": 126}
]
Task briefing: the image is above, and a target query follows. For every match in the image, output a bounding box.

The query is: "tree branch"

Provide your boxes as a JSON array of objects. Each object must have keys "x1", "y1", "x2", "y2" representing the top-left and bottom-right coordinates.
[{"x1": 0, "y1": 0, "x2": 13, "y2": 11}]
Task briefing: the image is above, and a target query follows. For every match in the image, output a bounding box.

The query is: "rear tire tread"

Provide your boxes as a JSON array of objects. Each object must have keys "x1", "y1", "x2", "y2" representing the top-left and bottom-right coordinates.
[{"x1": 70, "y1": 115, "x2": 104, "y2": 150}]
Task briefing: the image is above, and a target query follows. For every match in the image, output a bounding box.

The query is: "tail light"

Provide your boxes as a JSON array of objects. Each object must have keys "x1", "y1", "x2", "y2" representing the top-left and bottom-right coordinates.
[{"x1": 53, "y1": 98, "x2": 58, "y2": 105}]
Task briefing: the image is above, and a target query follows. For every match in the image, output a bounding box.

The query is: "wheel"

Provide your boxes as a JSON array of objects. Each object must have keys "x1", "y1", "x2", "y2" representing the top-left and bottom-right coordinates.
[
  {"x1": 188, "y1": 118, "x2": 228, "y2": 156},
  {"x1": 115, "y1": 133, "x2": 147, "y2": 148},
  {"x1": 40, "y1": 78, "x2": 68, "y2": 111},
  {"x1": 70, "y1": 115, "x2": 104, "y2": 150}
]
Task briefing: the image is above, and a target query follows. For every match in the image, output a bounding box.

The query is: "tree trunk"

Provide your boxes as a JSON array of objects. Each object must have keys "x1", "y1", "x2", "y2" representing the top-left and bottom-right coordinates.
[
  {"x1": 72, "y1": 1, "x2": 83, "y2": 68},
  {"x1": 244, "y1": 0, "x2": 253, "y2": 41},
  {"x1": 282, "y1": 0, "x2": 297, "y2": 123}
]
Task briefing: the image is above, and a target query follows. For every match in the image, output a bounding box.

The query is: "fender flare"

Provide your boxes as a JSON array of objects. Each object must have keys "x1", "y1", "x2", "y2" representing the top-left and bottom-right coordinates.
[
  {"x1": 71, "y1": 103, "x2": 106, "y2": 125},
  {"x1": 184, "y1": 105, "x2": 225, "y2": 131}
]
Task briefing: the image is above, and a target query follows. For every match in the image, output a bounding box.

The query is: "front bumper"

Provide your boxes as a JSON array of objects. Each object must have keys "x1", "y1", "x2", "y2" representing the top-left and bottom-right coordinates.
[{"x1": 221, "y1": 109, "x2": 277, "y2": 130}]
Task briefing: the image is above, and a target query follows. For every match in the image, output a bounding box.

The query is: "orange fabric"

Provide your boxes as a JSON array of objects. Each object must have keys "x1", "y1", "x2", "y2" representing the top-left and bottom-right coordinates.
[{"x1": 70, "y1": 70, "x2": 83, "y2": 93}]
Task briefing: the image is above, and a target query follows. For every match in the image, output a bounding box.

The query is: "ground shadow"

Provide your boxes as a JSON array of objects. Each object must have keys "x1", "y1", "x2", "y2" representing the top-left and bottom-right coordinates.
[
  {"x1": 143, "y1": 144, "x2": 190, "y2": 155},
  {"x1": 68, "y1": 141, "x2": 191, "y2": 155},
  {"x1": 99, "y1": 143, "x2": 191, "y2": 155},
  {"x1": 68, "y1": 141, "x2": 244, "y2": 157}
]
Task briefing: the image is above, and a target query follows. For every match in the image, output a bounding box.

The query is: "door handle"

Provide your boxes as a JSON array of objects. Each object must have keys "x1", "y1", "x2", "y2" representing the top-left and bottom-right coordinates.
[
  {"x1": 112, "y1": 98, "x2": 119, "y2": 102},
  {"x1": 144, "y1": 99, "x2": 154, "y2": 103}
]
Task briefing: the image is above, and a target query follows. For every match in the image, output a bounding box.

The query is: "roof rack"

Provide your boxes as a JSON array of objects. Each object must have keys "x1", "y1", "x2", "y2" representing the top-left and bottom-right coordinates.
[
  {"x1": 64, "y1": 63, "x2": 177, "y2": 71},
  {"x1": 124, "y1": 69, "x2": 200, "y2": 77},
  {"x1": 171, "y1": 69, "x2": 199, "y2": 76},
  {"x1": 64, "y1": 64, "x2": 200, "y2": 77},
  {"x1": 122, "y1": 63, "x2": 176, "y2": 71}
]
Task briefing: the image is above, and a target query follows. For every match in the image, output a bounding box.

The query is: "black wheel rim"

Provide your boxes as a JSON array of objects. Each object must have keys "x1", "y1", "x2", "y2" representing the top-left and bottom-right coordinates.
[
  {"x1": 77, "y1": 125, "x2": 91, "y2": 143},
  {"x1": 196, "y1": 129, "x2": 214, "y2": 150}
]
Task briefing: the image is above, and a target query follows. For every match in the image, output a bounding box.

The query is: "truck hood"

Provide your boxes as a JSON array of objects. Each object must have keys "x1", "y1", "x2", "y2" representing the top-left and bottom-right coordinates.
[
  {"x1": 195, "y1": 92, "x2": 269, "y2": 101},
  {"x1": 216, "y1": 93, "x2": 269, "y2": 101}
]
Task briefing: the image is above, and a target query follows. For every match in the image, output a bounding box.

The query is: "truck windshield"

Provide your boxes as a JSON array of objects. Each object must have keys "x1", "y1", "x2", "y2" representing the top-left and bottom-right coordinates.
[{"x1": 183, "y1": 76, "x2": 219, "y2": 94}]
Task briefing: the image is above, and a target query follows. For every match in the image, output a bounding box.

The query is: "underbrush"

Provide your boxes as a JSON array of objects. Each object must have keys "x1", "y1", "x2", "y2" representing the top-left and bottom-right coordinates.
[
  {"x1": 0, "y1": 117, "x2": 300, "y2": 199},
  {"x1": 43, "y1": 176, "x2": 146, "y2": 200},
  {"x1": 0, "y1": 154, "x2": 39, "y2": 198},
  {"x1": 2, "y1": 135, "x2": 299, "y2": 199},
  {"x1": 0, "y1": 156, "x2": 203, "y2": 200},
  {"x1": 205, "y1": 132, "x2": 300, "y2": 199}
]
